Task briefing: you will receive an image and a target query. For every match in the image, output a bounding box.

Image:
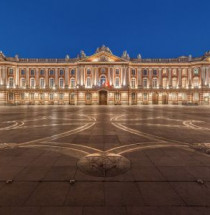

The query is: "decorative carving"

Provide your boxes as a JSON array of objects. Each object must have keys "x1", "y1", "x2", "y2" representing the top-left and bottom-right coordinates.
[
  {"x1": 95, "y1": 45, "x2": 112, "y2": 54},
  {"x1": 80, "y1": 50, "x2": 86, "y2": 59},
  {"x1": 121, "y1": 50, "x2": 130, "y2": 60}
]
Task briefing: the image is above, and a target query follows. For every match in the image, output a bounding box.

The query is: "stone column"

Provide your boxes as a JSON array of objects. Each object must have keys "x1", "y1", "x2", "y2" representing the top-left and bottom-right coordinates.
[
  {"x1": 36, "y1": 68, "x2": 39, "y2": 88},
  {"x1": 45, "y1": 68, "x2": 48, "y2": 88},
  {"x1": 168, "y1": 68, "x2": 172, "y2": 88},
  {"x1": 15, "y1": 67, "x2": 19, "y2": 87},
  {"x1": 66, "y1": 67, "x2": 69, "y2": 88},
  {"x1": 137, "y1": 68, "x2": 141, "y2": 87},
  {"x1": 188, "y1": 68, "x2": 192, "y2": 88},
  {"x1": 26, "y1": 67, "x2": 30, "y2": 88},
  {"x1": 201, "y1": 67, "x2": 205, "y2": 87},
  {"x1": 0, "y1": 66, "x2": 2, "y2": 86},
  {"x1": 158, "y1": 68, "x2": 162, "y2": 88},
  {"x1": 178, "y1": 68, "x2": 182, "y2": 88},
  {"x1": 149, "y1": 68, "x2": 152, "y2": 88},
  {"x1": 55, "y1": 68, "x2": 58, "y2": 88}
]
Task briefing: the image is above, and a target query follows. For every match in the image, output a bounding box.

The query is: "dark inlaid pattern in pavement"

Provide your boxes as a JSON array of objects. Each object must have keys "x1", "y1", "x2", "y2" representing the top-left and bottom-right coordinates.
[{"x1": 0, "y1": 106, "x2": 210, "y2": 214}]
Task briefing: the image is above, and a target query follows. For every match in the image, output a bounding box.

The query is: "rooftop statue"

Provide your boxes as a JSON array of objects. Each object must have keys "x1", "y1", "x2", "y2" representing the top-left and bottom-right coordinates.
[{"x1": 95, "y1": 45, "x2": 112, "y2": 54}]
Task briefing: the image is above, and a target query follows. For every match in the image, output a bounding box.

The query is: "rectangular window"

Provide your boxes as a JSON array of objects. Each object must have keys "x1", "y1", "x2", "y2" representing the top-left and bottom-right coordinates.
[
  {"x1": 71, "y1": 69, "x2": 75, "y2": 76},
  {"x1": 49, "y1": 70, "x2": 54, "y2": 76},
  {"x1": 60, "y1": 70, "x2": 64, "y2": 76},
  {"x1": 153, "y1": 70, "x2": 157, "y2": 76},
  {"x1": 30, "y1": 93, "x2": 34, "y2": 100},
  {"x1": 9, "y1": 78, "x2": 14, "y2": 87},
  {"x1": 21, "y1": 79, "x2": 26, "y2": 87},
  {"x1": 131, "y1": 69, "x2": 136, "y2": 76},
  {"x1": 21, "y1": 93, "x2": 25, "y2": 100},
  {"x1": 21, "y1": 70, "x2": 25, "y2": 75},
  {"x1": 116, "y1": 69, "x2": 120, "y2": 75},
  {"x1": 30, "y1": 79, "x2": 35, "y2": 88},
  {"x1": 30, "y1": 70, "x2": 35, "y2": 76},
  {"x1": 9, "y1": 93, "x2": 14, "y2": 100},
  {"x1": 87, "y1": 77, "x2": 91, "y2": 87},
  {"x1": 40, "y1": 93, "x2": 45, "y2": 100},
  {"x1": 143, "y1": 70, "x2": 148, "y2": 76},
  {"x1": 59, "y1": 79, "x2": 64, "y2": 88},
  {"x1": 143, "y1": 93, "x2": 147, "y2": 101},
  {"x1": 40, "y1": 70, "x2": 45, "y2": 76},
  {"x1": 9, "y1": 68, "x2": 13, "y2": 75}
]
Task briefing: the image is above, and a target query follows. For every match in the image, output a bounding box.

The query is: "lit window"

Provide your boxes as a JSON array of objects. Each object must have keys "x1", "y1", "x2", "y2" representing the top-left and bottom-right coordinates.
[
  {"x1": 9, "y1": 77, "x2": 14, "y2": 88},
  {"x1": 172, "y1": 78, "x2": 177, "y2": 88},
  {"x1": 59, "y1": 93, "x2": 64, "y2": 100},
  {"x1": 49, "y1": 93, "x2": 54, "y2": 100},
  {"x1": 86, "y1": 77, "x2": 91, "y2": 87},
  {"x1": 30, "y1": 78, "x2": 35, "y2": 88},
  {"x1": 143, "y1": 78, "x2": 147, "y2": 88},
  {"x1": 193, "y1": 77, "x2": 199, "y2": 88},
  {"x1": 182, "y1": 78, "x2": 187, "y2": 88},
  {"x1": 115, "y1": 92, "x2": 120, "y2": 100},
  {"x1": 21, "y1": 78, "x2": 26, "y2": 88},
  {"x1": 70, "y1": 78, "x2": 75, "y2": 88},
  {"x1": 143, "y1": 93, "x2": 147, "y2": 101},
  {"x1": 152, "y1": 78, "x2": 157, "y2": 88},
  {"x1": 40, "y1": 78, "x2": 45, "y2": 88},
  {"x1": 40, "y1": 93, "x2": 45, "y2": 100},
  {"x1": 115, "y1": 77, "x2": 120, "y2": 87},
  {"x1": 59, "y1": 78, "x2": 64, "y2": 88},
  {"x1": 131, "y1": 78, "x2": 136, "y2": 88},
  {"x1": 49, "y1": 78, "x2": 54, "y2": 88}
]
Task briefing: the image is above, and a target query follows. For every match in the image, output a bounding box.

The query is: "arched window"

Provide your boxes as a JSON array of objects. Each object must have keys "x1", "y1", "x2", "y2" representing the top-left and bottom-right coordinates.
[
  {"x1": 40, "y1": 78, "x2": 45, "y2": 89},
  {"x1": 70, "y1": 78, "x2": 75, "y2": 88},
  {"x1": 9, "y1": 77, "x2": 14, "y2": 88},
  {"x1": 100, "y1": 75, "x2": 106, "y2": 86},
  {"x1": 86, "y1": 77, "x2": 91, "y2": 87},
  {"x1": 143, "y1": 78, "x2": 148, "y2": 88},
  {"x1": 152, "y1": 78, "x2": 158, "y2": 88},
  {"x1": 162, "y1": 78, "x2": 167, "y2": 89},
  {"x1": 131, "y1": 78, "x2": 136, "y2": 88},
  {"x1": 182, "y1": 78, "x2": 187, "y2": 88},
  {"x1": 59, "y1": 78, "x2": 64, "y2": 88},
  {"x1": 21, "y1": 78, "x2": 26, "y2": 88},
  {"x1": 115, "y1": 77, "x2": 120, "y2": 87},
  {"x1": 172, "y1": 78, "x2": 177, "y2": 88},
  {"x1": 49, "y1": 78, "x2": 54, "y2": 88},
  {"x1": 30, "y1": 78, "x2": 35, "y2": 88},
  {"x1": 193, "y1": 77, "x2": 199, "y2": 88},
  {"x1": 71, "y1": 69, "x2": 75, "y2": 76}
]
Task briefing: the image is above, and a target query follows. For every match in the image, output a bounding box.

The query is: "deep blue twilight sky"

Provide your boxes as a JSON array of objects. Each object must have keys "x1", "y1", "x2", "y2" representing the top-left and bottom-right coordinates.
[{"x1": 0, "y1": 0, "x2": 210, "y2": 59}]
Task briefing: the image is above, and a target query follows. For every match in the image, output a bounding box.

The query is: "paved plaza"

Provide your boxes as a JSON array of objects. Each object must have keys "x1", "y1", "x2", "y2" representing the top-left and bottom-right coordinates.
[{"x1": 0, "y1": 105, "x2": 210, "y2": 215}]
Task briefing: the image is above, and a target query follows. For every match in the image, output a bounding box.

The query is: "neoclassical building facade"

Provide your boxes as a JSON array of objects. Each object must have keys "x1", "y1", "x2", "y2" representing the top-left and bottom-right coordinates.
[{"x1": 0, "y1": 45, "x2": 210, "y2": 105}]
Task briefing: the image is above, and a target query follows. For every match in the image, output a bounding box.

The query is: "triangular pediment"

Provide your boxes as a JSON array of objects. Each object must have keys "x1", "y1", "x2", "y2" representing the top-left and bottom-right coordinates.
[{"x1": 78, "y1": 51, "x2": 128, "y2": 63}]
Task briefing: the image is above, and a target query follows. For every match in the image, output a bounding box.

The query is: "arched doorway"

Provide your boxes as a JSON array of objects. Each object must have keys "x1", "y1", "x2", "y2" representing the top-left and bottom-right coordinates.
[
  {"x1": 99, "y1": 90, "x2": 107, "y2": 105},
  {"x1": 152, "y1": 92, "x2": 159, "y2": 104},
  {"x1": 162, "y1": 93, "x2": 168, "y2": 104}
]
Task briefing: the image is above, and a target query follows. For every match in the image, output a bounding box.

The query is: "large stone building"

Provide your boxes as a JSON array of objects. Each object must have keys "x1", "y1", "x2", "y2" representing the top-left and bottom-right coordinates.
[{"x1": 0, "y1": 45, "x2": 210, "y2": 105}]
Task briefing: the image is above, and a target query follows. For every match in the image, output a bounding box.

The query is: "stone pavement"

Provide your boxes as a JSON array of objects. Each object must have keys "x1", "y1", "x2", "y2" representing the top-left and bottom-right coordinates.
[{"x1": 0, "y1": 105, "x2": 210, "y2": 215}]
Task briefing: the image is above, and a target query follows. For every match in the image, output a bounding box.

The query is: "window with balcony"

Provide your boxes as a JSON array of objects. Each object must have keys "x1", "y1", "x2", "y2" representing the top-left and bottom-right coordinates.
[
  {"x1": 131, "y1": 69, "x2": 136, "y2": 76},
  {"x1": 21, "y1": 78, "x2": 26, "y2": 88},
  {"x1": 163, "y1": 78, "x2": 167, "y2": 89},
  {"x1": 172, "y1": 78, "x2": 177, "y2": 88},
  {"x1": 182, "y1": 78, "x2": 187, "y2": 88},
  {"x1": 193, "y1": 77, "x2": 199, "y2": 88},
  {"x1": 115, "y1": 77, "x2": 120, "y2": 87}
]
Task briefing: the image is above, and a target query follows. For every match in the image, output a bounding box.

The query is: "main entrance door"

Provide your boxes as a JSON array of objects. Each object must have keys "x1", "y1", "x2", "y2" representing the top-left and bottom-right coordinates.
[{"x1": 99, "y1": 90, "x2": 107, "y2": 105}]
